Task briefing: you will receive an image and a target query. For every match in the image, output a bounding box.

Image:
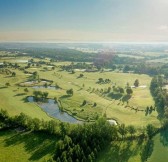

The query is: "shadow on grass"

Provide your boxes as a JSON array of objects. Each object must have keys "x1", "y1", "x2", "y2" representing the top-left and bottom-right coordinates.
[
  {"x1": 22, "y1": 96, "x2": 29, "y2": 103},
  {"x1": 14, "y1": 93, "x2": 26, "y2": 97},
  {"x1": 122, "y1": 95, "x2": 131, "y2": 102},
  {"x1": 140, "y1": 139, "x2": 154, "y2": 162},
  {"x1": 60, "y1": 95, "x2": 71, "y2": 99},
  {"x1": 0, "y1": 86, "x2": 7, "y2": 89},
  {"x1": 107, "y1": 92, "x2": 123, "y2": 100},
  {"x1": 97, "y1": 141, "x2": 139, "y2": 162},
  {"x1": 97, "y1": 139, "x2": 154, "y2": 162},
  {"x1": 4, "y1": 131, "x2": 58, "y2": 161},
  {"x1": 160, "y1": 128, "x2": 168, "y2": 147}
]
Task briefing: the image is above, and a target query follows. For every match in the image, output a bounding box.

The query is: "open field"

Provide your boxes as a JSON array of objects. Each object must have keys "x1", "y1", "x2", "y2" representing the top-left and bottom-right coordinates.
[
  {"x1": 0, "y1": 130, "x2": 56, "y2": 162},
  {"x1": 0, "y1": 56, "x2": 160, "y2": 127}
]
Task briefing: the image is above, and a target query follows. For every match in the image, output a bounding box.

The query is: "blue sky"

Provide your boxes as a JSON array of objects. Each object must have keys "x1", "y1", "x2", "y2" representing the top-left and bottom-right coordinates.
[{"x1": 0, "y1": 0, "x2": 168, "y2": 42}]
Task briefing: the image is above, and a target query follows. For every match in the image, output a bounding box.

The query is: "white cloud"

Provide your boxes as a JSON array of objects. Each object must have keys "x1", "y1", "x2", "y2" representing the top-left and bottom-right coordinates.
[{"x1": 158, "y1": 25, "x2": 168, "y2": 31}]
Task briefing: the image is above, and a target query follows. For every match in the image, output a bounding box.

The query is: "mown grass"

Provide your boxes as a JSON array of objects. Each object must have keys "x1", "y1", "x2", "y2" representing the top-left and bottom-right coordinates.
[
  {"x1": 0, "y1": 130, "x2": 57, "y2": 162},
  {"x1": 0, "y1": 56, "x2": 160, "y2": 126}
]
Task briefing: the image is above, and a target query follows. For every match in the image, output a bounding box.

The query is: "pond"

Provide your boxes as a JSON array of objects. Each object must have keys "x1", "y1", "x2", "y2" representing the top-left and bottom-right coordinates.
[
  {"x1": 27, "y1": 96, "x2": 81, "y2": 124},
  {"x1": 32, "y1": 86, "x2": 58, "y2": 90}
]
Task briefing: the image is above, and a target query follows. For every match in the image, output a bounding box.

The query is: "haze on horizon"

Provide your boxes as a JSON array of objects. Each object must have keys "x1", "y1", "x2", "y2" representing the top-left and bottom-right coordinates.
[{"x1": 1, "y1": 0, "x2": 168, "y2": 42}]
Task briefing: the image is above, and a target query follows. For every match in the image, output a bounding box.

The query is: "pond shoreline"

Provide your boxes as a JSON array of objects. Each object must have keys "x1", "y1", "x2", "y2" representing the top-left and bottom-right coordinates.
[{"x1": 27, "y1": 96, "x2": 83, "y2": 123}]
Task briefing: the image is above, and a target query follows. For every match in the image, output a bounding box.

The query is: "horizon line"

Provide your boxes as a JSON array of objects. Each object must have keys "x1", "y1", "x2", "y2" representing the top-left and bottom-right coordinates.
[{"x1": 1, "y1": 40, "x2": 168, "y2": 44}]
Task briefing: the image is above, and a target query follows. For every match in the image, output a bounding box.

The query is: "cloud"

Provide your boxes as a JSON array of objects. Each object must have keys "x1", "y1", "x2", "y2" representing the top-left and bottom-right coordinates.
[{"x1": 158, "y1": 25, "x2": 168, "y2": 31}]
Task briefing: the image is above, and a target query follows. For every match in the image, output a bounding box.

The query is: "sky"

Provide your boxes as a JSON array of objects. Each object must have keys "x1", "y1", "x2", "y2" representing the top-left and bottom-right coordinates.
[{"x1": 0, "y1": 0, "x2": 168, "y2": 42}]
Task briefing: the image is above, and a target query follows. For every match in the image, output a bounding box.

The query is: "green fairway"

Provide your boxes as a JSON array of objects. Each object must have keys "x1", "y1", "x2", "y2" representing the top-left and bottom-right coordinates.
[{"x1": 0, "y1": 130, "x2": 57, "y2": 162}]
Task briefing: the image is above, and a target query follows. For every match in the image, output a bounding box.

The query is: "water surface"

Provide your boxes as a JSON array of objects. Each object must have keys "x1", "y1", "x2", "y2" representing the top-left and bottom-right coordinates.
[{"x1": 27, "y1": 96, "x2": 81, "y2": 123}]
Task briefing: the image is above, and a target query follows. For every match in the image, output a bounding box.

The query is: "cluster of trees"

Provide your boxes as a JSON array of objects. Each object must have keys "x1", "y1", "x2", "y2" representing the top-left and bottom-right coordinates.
[
  {"x1": 33, "y1": 90, "x2": 49, "y2": 101},
  {"x1": 97, "y1": 78, "x2": 111, "y2": 84},
  {"x1": 53, "y1": 121, "x2": 159, "y2": 162},
  {"x1": 0, "y1": 68, "x2": 16, "y2": 77},
  {"x1": 109, "y1": 85, "x2": 133, "y2": 99},
  {"x1": 81, "y1": 100, "x2": 97, "y2": 107},
  {"x1": 146, "y1": 106, "x2": 155, "y2": 115},
  {"x1": 150, "y1": 75, "x2": 166, "y2": 116},
  {"x1": 61, "y1": 62, "x2": 94, "y2": 72},
  {"x1": 20, "y1": 48, "x2": 97, "y2": 62},
  {"x1": 149, "y1": 75, "x2": 168, "y2": 128},
  {"x1": 87, "y1": 84, "x2": 133, "y2": 102},
  {"x1": 0, "y1": 109, "x2": 64, "y2": 135}
]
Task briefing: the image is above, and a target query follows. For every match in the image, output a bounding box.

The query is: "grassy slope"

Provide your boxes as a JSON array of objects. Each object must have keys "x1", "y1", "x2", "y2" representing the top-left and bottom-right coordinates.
[
  {"x1": 0, "y1": 130, "x2": 57, "y2": 162},
  {"x1": 0, "y1": 68, "x2": 51, "y2": 120}
]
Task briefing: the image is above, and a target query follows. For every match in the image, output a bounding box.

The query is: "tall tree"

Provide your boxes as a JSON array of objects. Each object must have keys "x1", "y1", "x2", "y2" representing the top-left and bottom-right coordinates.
[{"x1": 134, "y1": 79, "x2": 139, "y2": 87}]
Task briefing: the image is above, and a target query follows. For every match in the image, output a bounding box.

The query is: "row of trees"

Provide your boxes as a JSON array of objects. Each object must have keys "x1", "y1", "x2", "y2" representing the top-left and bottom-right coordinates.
[
  {"x1": 0, "y1": 109, "x2": 161, "y2": 162},
  {"x1": 150, "y1": 75, "x2": 167, "y2": 116},
  {"x1": 149, "y1": 75, "x2": 168, "y2": 128}
]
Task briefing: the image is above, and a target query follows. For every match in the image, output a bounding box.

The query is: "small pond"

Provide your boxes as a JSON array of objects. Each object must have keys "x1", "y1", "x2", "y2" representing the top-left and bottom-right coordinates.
[
  {"x1": 32, "y1": 86, "x2": 58, "y2": 90},
  {"x1": 27, "y1": 96, "x2": 81, "y2": 123}
]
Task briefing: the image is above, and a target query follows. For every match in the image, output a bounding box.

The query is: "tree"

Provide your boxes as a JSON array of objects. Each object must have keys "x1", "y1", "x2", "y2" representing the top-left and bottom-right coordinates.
[
  {"x1": 11, "y1": 72, "x2": 16, "y2": 77},
  {"x1": 107, "y1": 87, "x2": 111, "y2": 93},
  {"x1": 98, "y1": 78, "x2": 104, "y2": 84},
  {"x1": 66, "y1": 89, "x2": 73, "y2": 96},
  {"x1": 44, "y1": 83, "x2": 48, "y2": 88},
  {"x1": 146, "y1": 124, "x2": 156, "y2": 138},
  {"x1": 79, "y1": 74, "x2": 84, "y2": 78},
  {"x1": 60, "y1": 122, "x2": 66, "y2": 137},
  {"x1": 33, "y1": 90, "x2": 42, "y2": 100},
  {"x1": 32, "y1": 71, "x2": 38, "y2": 79},
  {"x1": 5, "y1": 82, "x2": 10, "y2": 87},
  {"x1": 123, "y1": 65, "x2": 131, "y2": 72},
  {"x1": 52, "y1": 66, "x2": 55, "y2": 70},
  {"x1": 118, "y1": 124, "x2": 127, "y2": 139},
  {"x1": 24, "y1": 88, "x2": 29, "y2": 93},
  {"x1": 127, "y1": 125, "x2": 136, "y2": 138},
  {"x1": 119, "y1": 87, "x2": 124, "y2": 94},
  {"x1": 43, "y1": 92, "x2": 49, "y2": 99},
  {"x1": 32, "y1": 118, "x2": 41, "y2": 131},
  {"x1": 134, "y1": 79, "x2": 139, "y2": 87},
  {"x1": 82, "y1": 100, "x2": 87, "y2": 106},
  {"x1": 93, "y1": 102, "x2": 97, "y2": 107},
  {"x1": 126, "y1": 88, "x2": 133, "y2": 95}
]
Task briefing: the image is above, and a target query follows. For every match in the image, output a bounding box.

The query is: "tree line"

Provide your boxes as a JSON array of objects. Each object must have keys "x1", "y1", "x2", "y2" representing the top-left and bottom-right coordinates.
[{"x1": 0, "y1": 109, "x2": 161, "y2": 162}]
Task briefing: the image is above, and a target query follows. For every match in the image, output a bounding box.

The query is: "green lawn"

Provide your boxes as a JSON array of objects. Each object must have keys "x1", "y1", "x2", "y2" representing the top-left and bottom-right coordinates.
[{"x1": 0, "y1": 130, "x2": 57, "y2": 162}]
